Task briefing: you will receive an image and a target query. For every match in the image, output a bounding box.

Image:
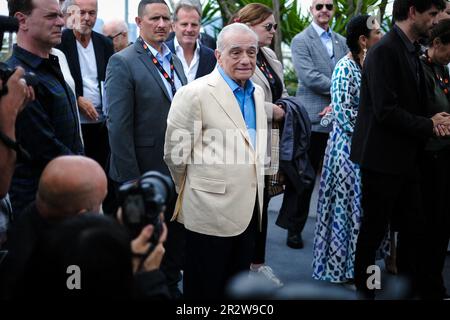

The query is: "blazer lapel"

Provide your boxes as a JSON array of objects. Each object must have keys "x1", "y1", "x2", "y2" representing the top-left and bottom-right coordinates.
[
  {"x1": 92, "y1": 32, "x2": 105, "y2": 81},
  {"x1": 254, "y1": 87, "x2": 266, "y2": 157},
  {"x1": 263, "y1": 48, "x2": 283, "y2": 82},
  {"x1": 67, "y1": 32, "x2": 82, "y2": 95},
  {"x1": 195, "y1": 46, "x2": 208, "y2": 79},
  {"x1": 331, "y1": 32, "x2": 345, "y2": 65},
  {"x1": 307, "y1": 26, "x2": 334, "y2": 73},
  {"x1": 253, "y1": 64, "x2": 271, "y2": 93},
  {"x1": 173, "y1": 56, "x2": 187, "y2": 86},
  {"x1": 207, "y1": 70, "x2": 252, "y2": 146},
  {"x1": 135, "y1": 43, "x2": 172, "y2": 102}
]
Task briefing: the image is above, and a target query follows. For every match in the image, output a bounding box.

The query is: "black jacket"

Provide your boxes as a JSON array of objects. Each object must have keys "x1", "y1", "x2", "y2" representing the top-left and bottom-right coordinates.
[
  {"x1": 166, "y1": 39, "x2": 216, "y2": 79},
  {"x1": 56, "y1": 29, "x2": 114, "y2": 98},
  {"x1": 277, "y1": 96, "x2": 315, "y2": 194},
  {"x1": 350, "y1": 27, "x2": 434, "y2": 175}
]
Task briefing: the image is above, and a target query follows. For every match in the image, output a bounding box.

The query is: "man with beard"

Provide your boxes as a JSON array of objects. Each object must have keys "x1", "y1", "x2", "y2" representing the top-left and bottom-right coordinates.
[
  {"x1": 57, "y1": 0, "x2": 114, "y2": 171},
  {"x1": 350, "y1": 0, "x2": 448, "y2": 299}
]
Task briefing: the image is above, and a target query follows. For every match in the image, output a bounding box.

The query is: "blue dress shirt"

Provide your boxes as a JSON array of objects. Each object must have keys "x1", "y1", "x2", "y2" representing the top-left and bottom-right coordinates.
[
  {"x1": 218, "y1": 66, "x2": 256, "y2": 149},
  {"x1": 312, "y1": 21, "x2": 335, "y2": 64}
]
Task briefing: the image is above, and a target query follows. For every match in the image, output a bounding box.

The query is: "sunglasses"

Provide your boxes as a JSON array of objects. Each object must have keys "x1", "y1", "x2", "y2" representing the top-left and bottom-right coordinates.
[
  {"x1": 315, "y1": 3, "x2": 334, "y2": 11},
  {"x1": 107, "y1": 32, "x2": 123, "y2": 40},
  {"x1": 263, "y1": 23, "x2": 278, "y2": 31}
]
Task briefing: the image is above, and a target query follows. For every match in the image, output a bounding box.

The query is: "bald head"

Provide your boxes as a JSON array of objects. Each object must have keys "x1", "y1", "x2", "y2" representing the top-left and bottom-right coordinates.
[
  {"x1": 36, "y1": 156, "x2": 107, "y2": 219},
  {"x1": 103, "y1": 19, "x2": 129, "y2": 52}
]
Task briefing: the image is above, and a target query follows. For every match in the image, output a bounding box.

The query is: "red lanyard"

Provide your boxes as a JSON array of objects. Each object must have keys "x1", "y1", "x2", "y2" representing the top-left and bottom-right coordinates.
[{"x1": 138, "y1": 37, "x2": 176, "y2": 96}]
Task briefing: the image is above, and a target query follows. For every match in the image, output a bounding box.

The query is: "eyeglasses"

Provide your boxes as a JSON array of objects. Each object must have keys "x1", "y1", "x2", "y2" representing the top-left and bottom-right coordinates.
[
  {"x1": 263, "y1": 23, "x2": 278, "y2": 31},
  {"x1": 107, "y1": 32, "x2": 123, "y2": 40},
  {"x1": 315, "y1": 3, "x2": 334, "y2": 11}
]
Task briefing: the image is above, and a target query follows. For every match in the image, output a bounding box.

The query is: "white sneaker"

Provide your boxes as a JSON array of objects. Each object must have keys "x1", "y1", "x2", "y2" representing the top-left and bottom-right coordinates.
[{"x1": 251, "y1": 265, "x2": 284, "y2": 288}]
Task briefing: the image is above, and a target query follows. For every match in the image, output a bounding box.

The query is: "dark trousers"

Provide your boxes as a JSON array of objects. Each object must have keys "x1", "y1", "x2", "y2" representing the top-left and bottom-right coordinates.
[
  {"x1": 355, "y1": 168, "x2": 426, "y2": 299},
  {"x1": 183, "y1": 204, "x2": 258, "y2": 300},
  {"x1": 252, "y1": 188, "x2": 270, "y2": 264},
  {"x1": 420, "y1": 149, "x2": 450, "y2": 299},
  {"x1": 278, "y1": 131, "x2": 328, "y2": 234},
  {"x1": 81, "y1": 122, "x2": 109, "y2": 170}
]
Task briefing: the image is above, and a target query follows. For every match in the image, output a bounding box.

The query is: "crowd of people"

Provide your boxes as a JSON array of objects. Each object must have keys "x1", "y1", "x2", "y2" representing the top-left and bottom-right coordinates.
[{"x1": 0, "y1": 0, "x2": 449, "y2": 300}]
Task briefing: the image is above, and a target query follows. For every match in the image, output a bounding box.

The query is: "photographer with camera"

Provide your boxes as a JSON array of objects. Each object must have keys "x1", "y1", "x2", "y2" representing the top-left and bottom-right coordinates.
[
  {"x1": 0, "y1": 66, "x2": 35, "y2": 247},
  {"x1": 19, "y1": 213, "x2": 170, "y2": 299},
  {"x1": 0, "y1": 155, "x2": 107, "y2": 298},
  {"x1": 6, "y1": 0, "x2": 84, "y2": 215}
]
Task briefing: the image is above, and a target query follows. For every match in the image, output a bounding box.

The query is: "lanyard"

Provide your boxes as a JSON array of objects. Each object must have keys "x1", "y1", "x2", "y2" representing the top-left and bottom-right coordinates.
[
  {"x1": 138, "y1": 37, "x2": 176, "y2": 96},
  {"x1": 257, "y1": 57, "x2": 275, "y2": 86}
]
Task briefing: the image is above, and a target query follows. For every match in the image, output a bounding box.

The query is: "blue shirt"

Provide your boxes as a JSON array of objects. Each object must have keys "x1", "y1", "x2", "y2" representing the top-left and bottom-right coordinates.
[
  {"x1": 145, "y1": 41, "x2": 183, "y2": 100},
  {"x1": 312, "y1": 21, "x2": 335, "y2": 64},
  {"x1": 218, "y1": 66, "x2": 256, "y2": 148}
]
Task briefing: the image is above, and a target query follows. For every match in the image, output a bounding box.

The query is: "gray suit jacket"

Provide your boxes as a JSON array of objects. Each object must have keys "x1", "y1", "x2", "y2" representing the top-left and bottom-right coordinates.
[
  {"x1": 106, "y1": 41, "x2": 187, "y2": 183},
  {"x1": 291, "y1": 24, "x2": 348, "y2": 132}
]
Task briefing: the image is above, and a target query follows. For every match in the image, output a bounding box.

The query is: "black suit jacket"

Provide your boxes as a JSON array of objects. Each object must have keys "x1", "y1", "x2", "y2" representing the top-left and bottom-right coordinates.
[
  {"x1": 56, "y1": 29, "x2": 114, "y2": 98},
  {"x1": 350, "y1": 28, "x2": 434, "y2": 175},
  {"x1": 166, "y1": 39, "x2": 216, "y2": 79}
]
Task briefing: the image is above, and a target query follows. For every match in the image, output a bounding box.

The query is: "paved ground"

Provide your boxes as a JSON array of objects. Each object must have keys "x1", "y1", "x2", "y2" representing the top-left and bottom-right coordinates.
[{"x1": 261, "y1": 179, "x2": 450, "y2": 299}]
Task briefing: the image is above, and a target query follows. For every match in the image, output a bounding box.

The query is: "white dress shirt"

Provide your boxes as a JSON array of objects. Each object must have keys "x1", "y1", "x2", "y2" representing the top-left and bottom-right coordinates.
[{"x1": 174, "y1": 37, "x2": 201, "y2": 83}]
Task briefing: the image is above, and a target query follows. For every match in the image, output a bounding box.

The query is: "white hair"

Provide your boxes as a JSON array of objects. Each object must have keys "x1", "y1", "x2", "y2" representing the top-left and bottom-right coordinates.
[
  {"x1": 62, "y1": 0, "x2": 98, "y2": 14},
  {"x1": 216, "y1": 23, "x2": 259, "y2": 52},
  {"x1": 103, "y1": 19, "x2": 129, "y2": 34}
]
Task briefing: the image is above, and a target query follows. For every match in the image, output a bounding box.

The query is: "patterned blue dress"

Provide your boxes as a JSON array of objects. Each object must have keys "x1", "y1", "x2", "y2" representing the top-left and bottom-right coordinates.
[{"x1": 312, "y1": 56, "x2": 363, "y2": 283}]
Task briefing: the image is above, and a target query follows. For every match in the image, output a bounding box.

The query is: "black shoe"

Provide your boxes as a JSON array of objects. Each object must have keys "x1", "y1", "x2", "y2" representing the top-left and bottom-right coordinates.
[{"x1": 286, "y1": 231, "x2": 304, "y2": 249}]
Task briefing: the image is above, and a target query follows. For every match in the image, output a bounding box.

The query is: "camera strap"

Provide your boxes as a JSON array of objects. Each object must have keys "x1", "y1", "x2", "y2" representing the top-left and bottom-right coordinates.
[{"x1": 0, "y1": 130, "x2": 31, "y2": 161}]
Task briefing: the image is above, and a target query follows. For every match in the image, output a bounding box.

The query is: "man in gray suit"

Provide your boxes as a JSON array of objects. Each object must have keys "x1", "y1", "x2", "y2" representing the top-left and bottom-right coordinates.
[
  {"x1": 285, "y1": 0, "x2": 348, "y2": 248},
  {"x1": 105, "y1": 0, "x2": 187, "y2": 298}
]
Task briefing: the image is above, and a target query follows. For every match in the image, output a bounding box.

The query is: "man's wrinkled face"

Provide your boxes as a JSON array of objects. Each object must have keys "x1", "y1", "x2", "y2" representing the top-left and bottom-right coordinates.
[
  {"x1": 73, "y1": 0, "x2": 97, "y2": 35},
  {"x1": 21, "y1": 0, "x2": 65, "y2": 48},
  {"x1": 173, "y1": 8, "x2": 201, "y2": 48},
  {"x1": 216, "y1": 31, "x2": 258, "y2": 86}
]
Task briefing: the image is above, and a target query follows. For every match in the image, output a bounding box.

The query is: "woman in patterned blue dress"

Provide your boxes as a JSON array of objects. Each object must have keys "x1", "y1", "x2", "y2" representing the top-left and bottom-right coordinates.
[{"x1": 312, "y1": 15, "x2": 383, "y2": 283}]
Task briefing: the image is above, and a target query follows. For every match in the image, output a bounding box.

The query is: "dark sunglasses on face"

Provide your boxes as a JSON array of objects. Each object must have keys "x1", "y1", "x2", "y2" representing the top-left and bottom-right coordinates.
[
  {"x1": 107, "y1": 32, "x2": 123, "y2": 40},
  {"x1": 263, "y1": 23, "x2": 278, "y2": 31},
  {"x1": 315, "y1": 3, "x2": 334, "y2": 11}
]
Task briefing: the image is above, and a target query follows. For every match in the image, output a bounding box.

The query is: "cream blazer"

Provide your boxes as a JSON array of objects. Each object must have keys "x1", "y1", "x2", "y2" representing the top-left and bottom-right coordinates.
[{"x1": 164, "y1": 68, "x2": 267, "y2": 236}]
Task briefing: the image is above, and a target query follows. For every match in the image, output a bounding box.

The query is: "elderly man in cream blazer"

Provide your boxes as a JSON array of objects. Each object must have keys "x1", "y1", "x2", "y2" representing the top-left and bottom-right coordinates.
[{"x1": 164, "y1": 23, "x2": 267, "y2": 299}]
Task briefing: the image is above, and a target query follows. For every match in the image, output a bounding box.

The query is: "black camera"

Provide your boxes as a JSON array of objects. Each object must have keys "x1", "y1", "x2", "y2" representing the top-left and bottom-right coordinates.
[
  {"x1": 0, "y1": 16, "x2": 39, "y2": 96},
  {"x1": 0, "y1": 62, "x2": 39, "y2": 96},
  {"x1": 119, "y1": 171, "x2": 175, "y2": 245}
]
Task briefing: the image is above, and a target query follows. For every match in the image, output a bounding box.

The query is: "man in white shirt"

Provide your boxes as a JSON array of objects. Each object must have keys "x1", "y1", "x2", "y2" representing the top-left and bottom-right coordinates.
[
  {"x1": 57, "y1": 0, "x2": 114, "y2": 171},
  {"x1": 166, "y1": 0, "x2": 216, "y2": 83}
]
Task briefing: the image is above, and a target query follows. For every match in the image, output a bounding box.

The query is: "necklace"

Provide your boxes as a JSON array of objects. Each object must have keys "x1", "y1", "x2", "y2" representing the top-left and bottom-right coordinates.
[{"x1": 422, "y1": 51, "x2": 450, "y2": 96}]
